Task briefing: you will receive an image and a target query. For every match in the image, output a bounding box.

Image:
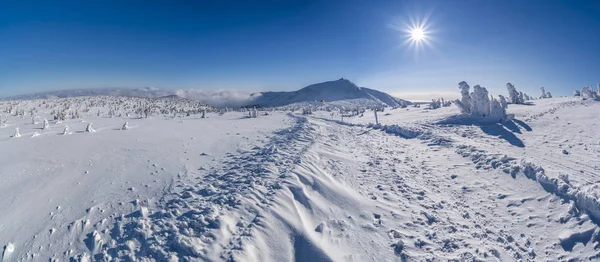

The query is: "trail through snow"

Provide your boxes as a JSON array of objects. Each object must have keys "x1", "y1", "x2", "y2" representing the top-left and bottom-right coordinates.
[
  {"x1": 3, "y1": 97, "x2": 600, "y2": 261},
  {"x1": 68, "y1": 108, "x2": 600, "y2": 261}
]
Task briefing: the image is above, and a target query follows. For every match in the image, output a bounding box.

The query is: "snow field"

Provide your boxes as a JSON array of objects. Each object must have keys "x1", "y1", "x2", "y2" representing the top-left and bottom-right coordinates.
[{"x1": 2, "y1": 95, "x2": 600, "y2": 261}]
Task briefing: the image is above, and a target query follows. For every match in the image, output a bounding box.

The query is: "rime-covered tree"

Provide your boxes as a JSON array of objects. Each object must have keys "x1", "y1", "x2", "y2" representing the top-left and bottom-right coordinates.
[
  {"x1": 489, "y1": 96, "x2": 506, "y2": 122},
  {"x1": 42, "y1": 118, "x2": 50, "y2": 130},
  {"x1": 86, "y1": 122, "x2": 95, "y2": 132},
  {"x1": 457, "y1": 81, "x2": 471, "y2": 114},
  {"x1": 470, "y1": 85, "x2": 491, "y2": 117},
  {"x1": 581, "y1": 86, "x2": 597, "y2": 99},
  {"x1": 540, "y1": 87, "x2": 548, "y2": 99},
  {"x1": 63, "y1": 125, "x2": 71, "y2": 135},
  {"x1": 506, "y1": 83, "x2": 522, "y2": 104},
  {"x1": 454, "y1": 81, "x2": 506, "y2": 122},
  {"x1": 498, "y1": 95, "x2": 508, "y2": 109}
]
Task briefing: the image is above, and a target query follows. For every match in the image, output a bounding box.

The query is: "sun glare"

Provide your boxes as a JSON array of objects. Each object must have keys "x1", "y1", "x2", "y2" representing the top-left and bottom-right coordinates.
[
  {"x1": 389, "y1": 15, "x2": 434, "y2": 54},
  {"x1": 410, "y1": 27, "x2": 425, "y2": 42}
]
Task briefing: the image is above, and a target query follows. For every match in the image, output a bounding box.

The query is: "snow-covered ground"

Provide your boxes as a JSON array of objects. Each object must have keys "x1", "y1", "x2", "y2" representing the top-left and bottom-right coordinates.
[{"x1": 2, "y1": 96, "x2": 600, "y2": 261}]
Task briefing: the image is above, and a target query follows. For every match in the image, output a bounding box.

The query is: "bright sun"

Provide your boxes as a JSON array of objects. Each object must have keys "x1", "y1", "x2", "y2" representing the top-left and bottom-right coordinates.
[
  {"x1": 410, "y1": 27, "x2": 425, "y2": 42},
  {"x1": 391, "y1": 16, "x2": 434, "y2": 53}
]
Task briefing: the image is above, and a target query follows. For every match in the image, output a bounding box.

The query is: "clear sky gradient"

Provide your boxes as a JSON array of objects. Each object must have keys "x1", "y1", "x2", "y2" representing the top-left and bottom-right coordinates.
[{"x1": 1, "y1": 0, "x2": 599, "y2": 99}]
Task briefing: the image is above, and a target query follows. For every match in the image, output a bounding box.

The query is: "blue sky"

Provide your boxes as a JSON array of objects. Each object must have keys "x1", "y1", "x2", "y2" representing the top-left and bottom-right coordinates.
[{"x1": 1, "y1": 0, "x2": 599, "y2": 99}]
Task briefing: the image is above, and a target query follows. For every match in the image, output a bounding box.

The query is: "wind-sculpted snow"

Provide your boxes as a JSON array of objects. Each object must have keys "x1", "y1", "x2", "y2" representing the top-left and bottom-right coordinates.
[
  {"x1": 4, "y1": 95, "x2": 600, "y2": 261},
  {"x1": 69, "y1": 114, "x2": 316, "y2": 261}
]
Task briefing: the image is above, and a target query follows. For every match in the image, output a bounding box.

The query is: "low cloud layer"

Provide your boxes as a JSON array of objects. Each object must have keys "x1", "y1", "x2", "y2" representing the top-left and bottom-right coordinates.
[{"x1": 174, "y1": 89, "x2": 259, "y2": 108}]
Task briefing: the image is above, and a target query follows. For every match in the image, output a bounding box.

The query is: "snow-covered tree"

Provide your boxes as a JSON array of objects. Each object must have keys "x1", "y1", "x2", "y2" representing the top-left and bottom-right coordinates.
[
  {"x1": 457, "y1": 81, "x2": 472, "y2": 114},
  {"x1": 489, "y1": 96, "x2": 506, "y2": 121},
  {"x1": 574, "y1": 89, "x2": 581, "y2": 96},
  {"x1": 540, "y1": 87, "x2": 548, "y2": 99},
  {"x1": 454, "y1": 81, "x2": 507, "y2": 122},
  {"x1": 429, "y1": 99, "x2": 441, "y2": 109},
  {"x1": 581, "y1": 86, "x2": 597, "y2": 99},
  {"x1": 42, "y1": 118, "x2": 50, "y2": 130},
  {"x1": 506, "y1": 83, "x2": 522, "y2": 104},
  {"x1": 518, "y1": 92, "x2": 524, "y2": 103},
  {"x1": 86, "y1": 122, "x2": 95, "y2": 132},
  {"x1": 471, "y1": 85, "x2": 491, "y2": 117},
  {"x1": 13, "y1": 127, "x2": 21, "y2": 138},
  {"x1": 63, "y1": 125, "x2": 71, "y2": 135},
  {"x1": 498, "y1": 95, "x2": 508, "y2": 109}
]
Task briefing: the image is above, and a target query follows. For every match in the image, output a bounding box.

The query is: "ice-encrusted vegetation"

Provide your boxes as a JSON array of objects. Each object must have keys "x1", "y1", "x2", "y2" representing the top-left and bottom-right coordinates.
[{"x1": 452, "y1": 81, "x2": 508, "y2": 123}]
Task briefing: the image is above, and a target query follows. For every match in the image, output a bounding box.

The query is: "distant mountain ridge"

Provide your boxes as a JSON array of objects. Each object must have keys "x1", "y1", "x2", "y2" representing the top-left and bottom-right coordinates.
[
  {"x1": 3, "y1": 79, "x2": 411, "y2": 108},
  {"x1": 249, "y1": 78, "x2": 410, "y2": 107}
]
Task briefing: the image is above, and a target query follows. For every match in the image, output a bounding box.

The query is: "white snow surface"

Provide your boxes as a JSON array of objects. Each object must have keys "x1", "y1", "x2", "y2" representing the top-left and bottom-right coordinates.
[{"x1": 2, "y1": 96, "x2": 600, "y2": 261}]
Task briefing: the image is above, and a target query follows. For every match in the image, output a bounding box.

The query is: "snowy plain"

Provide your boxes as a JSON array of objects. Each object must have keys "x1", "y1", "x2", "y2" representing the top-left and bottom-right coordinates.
[{"x1": 1, "y1": 95, "x2": 600, "y2": 261}]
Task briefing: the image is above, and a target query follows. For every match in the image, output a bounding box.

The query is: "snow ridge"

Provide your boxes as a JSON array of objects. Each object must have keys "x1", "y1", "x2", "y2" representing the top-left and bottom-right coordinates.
[
  {"x1": 69, "y1": 114, "x2": 317, "y2": 261},
  {"x1": 456, "y1": 145, "x2": 600, "y2": 229}
]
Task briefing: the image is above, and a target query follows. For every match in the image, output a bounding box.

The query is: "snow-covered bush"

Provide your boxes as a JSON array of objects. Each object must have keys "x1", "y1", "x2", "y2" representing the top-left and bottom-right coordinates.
[
  {"x1": 13, "y1": 127, "x2": 21, "y2": 138},
  {"x1": 122, "y1": 122, "x2": 129, "y2": 130}
]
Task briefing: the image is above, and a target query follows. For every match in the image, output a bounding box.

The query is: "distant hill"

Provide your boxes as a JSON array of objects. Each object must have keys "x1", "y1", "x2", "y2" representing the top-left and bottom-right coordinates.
[
  {"x1": 249, "y1": 78, "x2": 410, "y2": 108},
  {"x1": 2, "y1": 79, "x2": 412, "y2": 108},
  {"x1": 3, "y1": 87, "x2": 170, "y2": 100}
]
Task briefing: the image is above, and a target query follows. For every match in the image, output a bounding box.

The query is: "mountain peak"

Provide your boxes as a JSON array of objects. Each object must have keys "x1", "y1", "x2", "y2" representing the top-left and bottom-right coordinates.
[{"x1": 250, "y1": 78, "x2": 404, "y2": 108}]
